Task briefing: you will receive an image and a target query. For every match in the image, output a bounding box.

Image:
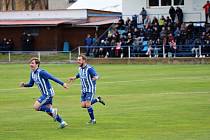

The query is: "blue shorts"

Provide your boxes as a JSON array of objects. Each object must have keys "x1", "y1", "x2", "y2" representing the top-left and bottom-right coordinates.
[
  {"x1": 37, "y1": 95, "x2": 53, "y2": 105},
  {"x1": 81, "y1": 92, "x2": 95, "y2": 102}
]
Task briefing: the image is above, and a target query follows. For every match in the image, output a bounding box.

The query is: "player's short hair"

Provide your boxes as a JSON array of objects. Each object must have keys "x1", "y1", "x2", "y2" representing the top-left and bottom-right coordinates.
[
  {"x1": 30, "y1": 57, "x2": 40, "y2": 67},
  {"x1": 78, "y1": 54, "x2": 87, "y2": 61}
]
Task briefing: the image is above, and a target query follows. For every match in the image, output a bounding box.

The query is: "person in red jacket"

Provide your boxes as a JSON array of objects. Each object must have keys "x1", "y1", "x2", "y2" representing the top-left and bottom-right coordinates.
[{"x1": 203, "y1": 0, "x2": 210, "y2": 23}]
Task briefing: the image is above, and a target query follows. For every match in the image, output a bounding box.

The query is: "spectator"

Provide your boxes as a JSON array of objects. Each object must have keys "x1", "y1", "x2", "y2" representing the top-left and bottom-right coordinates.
[
  {"x1": 21, "y1": 32, "x2": 27, "y2": 51},
  {"x1": 133, "y1": 28, "x2": 140, "y2": 38},
  {"x1": 4, "y1": 38, "x2": 11, "y2": 52},
  {"x1": 162, "y1": 37, "x2": 167, "y2": 58},
  {"x1": 159, "y1": 16, "x2": 166, "y2": 29},
  {"x1": 176, "y1": 7, "x2": 183, "y2": 25},
  {"x1": 203, "y1": 0, "x2": 210, "y2": 23},
  {"x1": 115, "y1": 41, "x2": 122, "y2": 57},
  {"x1": 125, "y1": 17, "x2": 131, "y2": 26},
  {"x1": 2, "y1": 38, "x2": 7, "y2": 54},
  {"x1": 174, "y1": 27, "x2": 181, "y2": 45},
  {"x1": 21, "y1": 32, "x2": 33, "y2": 51},
  {"x1": 84, "y1": 34, "x2": 92, "y2": 56},
  {"x1": 132, "y1": 37, "x2": 142, "y2": 57},
  {"x1": 200, "y1": 32, "x2": 208, "y2": 56},
  {"x1": 0, "y1": 39, "x2": 2, "y2": 52},
  {"x1": 117, "y1": 17, "x2": 125, "y2": 30},
  {"x1": 152, "y1": 16, "x2": 159, "y2": 26},
  {"x1": 26, "y1": 33, "x2": 33, "y2": 51},
  {"x1": 140, "y1": 7, "x2": 147, "y2": 24},
  {"x1": 125, "y1": 33, "x2": 133, "y2": 57},
  {"x1": 151, "y1": 27, "x2": 159, "y2": 41},
  {"x1": 146, "y1": 39, "x2": 153, "y2": 58},
  {"x1": 8, "y1": 38, "x2": 15, "y2": 51},
  {"x1": 192, "y1": 38, "x2": 201, "y2": 57},
  {"x1": 92, "y1": 33, "x2": 98, "y2": 57},
  {"x1": 169, "y1": 6, "x2": 176, "y2": 23},
  {"x1": 153, "y1": 38, "x2": 162, "y2": 57},
  {"x1": 166, "y1": 16, "x2": 172, "y2": 26},
  {"x1": 178, "y1": 24, "x2": 186, "y2": 50},
  {"x1": 132, "y1": 15, "x2": 138, "y2": 28},
  {"x1": 168, "y1": 33, "x2": 177, "y2": 57},
  {"x1": 144, "y1": 16, "x2": 151, "y2": 29},
  {"x1": 160, "y1": 27, "x2": 167, "y2": 40}
]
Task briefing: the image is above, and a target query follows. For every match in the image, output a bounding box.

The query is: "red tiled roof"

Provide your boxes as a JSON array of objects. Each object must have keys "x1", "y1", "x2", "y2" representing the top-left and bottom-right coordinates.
[{"x1": 0, "y1": 19, "x2": 86, "y2": 26}]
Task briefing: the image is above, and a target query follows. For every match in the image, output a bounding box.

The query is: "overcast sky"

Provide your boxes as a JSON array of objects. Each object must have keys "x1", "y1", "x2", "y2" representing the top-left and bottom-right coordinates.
[{"x1": 68, "y1": 0, "x2": 122, "y2": 12}]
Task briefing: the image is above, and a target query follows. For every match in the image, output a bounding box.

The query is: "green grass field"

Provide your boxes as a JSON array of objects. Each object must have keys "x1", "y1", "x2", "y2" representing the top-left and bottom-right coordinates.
[{"x1": 0, "y1": 64, "x2": 210, "y2": 140}]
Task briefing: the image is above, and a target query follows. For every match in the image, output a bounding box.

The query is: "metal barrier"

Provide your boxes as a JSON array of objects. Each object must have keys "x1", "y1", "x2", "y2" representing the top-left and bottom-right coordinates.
[
  {"x1": 0, "y1": 51, "x2": 72, "y2": 63},
  {"x1": 0, "y1": 45, "x2": 208, "y2": 63},
  {"x1": 78, "y1": 45, "x2": 210, "y2": 58}
]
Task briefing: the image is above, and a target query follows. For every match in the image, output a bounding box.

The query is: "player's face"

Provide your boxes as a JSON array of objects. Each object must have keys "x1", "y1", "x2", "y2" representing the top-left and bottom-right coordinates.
[
  {"x1": 30, "y1": 60, "x2": 38, "y2": 71},
  {"x1": 77, "y1": 57, "x2": 85, "y2": 67}
]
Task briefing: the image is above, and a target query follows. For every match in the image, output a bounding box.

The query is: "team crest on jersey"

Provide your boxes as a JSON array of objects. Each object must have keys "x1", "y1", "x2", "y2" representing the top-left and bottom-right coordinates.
[
  {"x1": 80, "y1": 72, "x2": 87, "y2": 78},
  {"x1": 32, "y1": 73, "x2": 40, "y2": 83}
]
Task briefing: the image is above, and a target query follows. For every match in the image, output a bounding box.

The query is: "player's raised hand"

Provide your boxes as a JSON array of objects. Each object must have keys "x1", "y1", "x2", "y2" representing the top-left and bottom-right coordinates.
[
  {"x1": 19, "y1": 82, "x2": 25, "y2": 87},
  {"x1": 63, "y1": 83, "x2": 68, "y2": 89}
]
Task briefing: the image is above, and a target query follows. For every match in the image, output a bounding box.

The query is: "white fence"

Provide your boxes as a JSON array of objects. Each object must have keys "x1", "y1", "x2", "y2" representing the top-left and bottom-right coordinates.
[{"x1": 0, "y1": 51, "x2": 74, "y2": 63}]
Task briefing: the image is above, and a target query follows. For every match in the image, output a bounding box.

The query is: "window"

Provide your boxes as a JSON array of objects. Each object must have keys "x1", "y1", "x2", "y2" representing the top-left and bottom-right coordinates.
[
  {"x1": 148, "y1": 0, "x2": 184, "y2": 7},
  {"x1": 149, "y1": 0, "x2": 159, "y2": 6},
  {"x1": 174, "y1": 0, "x2": 184, "y2": 5},
  {"x1": 161, "y1": 0, "x2": 171, "y2": 6}
]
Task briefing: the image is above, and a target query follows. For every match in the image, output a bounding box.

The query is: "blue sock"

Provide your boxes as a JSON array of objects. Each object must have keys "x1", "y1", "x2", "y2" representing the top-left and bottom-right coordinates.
[
  {"x1": 91, "y1": 98, "x2": 98, "y2": 105},
  {"x1": 47, "y1": 113, "x2": 63, "y2": 123},
  {"x1": 39, "y1": 105, "x2": 52, "y2": 113},
  {"x1": 55, "y1": 115, "x2": 63, "y2": 123},
  {"x1": 87, "y1": 106, "x2": 95, "y2": 120}
]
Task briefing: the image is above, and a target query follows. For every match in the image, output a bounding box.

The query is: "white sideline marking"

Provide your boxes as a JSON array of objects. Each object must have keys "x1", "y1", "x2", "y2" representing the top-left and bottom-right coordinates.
[{"x1": 0, "y1": 77, "x2": 209, "y2": 92}]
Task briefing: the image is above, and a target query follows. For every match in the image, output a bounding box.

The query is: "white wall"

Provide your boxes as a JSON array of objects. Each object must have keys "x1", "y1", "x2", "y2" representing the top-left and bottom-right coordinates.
[
  {"x1": 0, "y1": 9, "x2": 87, "y2": 20},
  {"x1": 122, "y1": 0, "x2": 206, "y2": 22}
]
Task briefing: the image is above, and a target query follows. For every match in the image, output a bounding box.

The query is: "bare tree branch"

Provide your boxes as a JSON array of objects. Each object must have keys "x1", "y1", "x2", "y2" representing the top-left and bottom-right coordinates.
[{"x1": 6, "y1": 0, "x2": 11, "y2": 10}]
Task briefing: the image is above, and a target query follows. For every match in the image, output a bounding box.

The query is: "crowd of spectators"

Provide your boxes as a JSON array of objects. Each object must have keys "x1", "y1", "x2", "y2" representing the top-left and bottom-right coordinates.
[
  {"x1": 87, "y1": 7, "x2": 210, "y2": 58},
  {"x1": 0, "y1": 32, "x2": 34, "y2": 53},
  {"x1": 21, "y1": 32, "x2": 34, "y2": 51},
  {"x1": 0, "y1": 37, "x2": 15, "y2": 53}
]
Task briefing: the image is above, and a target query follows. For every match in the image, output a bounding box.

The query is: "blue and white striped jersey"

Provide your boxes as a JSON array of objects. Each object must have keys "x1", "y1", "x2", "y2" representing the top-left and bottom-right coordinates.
[
  {"x1": 24, "y1": 68, "x2": 64, "y2": 97},
  {"x1": 76, "y1": 64, "x2": 98, "y2": 93}
]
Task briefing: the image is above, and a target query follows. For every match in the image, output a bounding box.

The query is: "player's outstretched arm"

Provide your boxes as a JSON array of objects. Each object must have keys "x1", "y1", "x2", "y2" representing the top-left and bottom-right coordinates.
[
  {"x1": 20, "y1": 73, "x2": 35, "y2": 87},
  {"x1": 68, "y1": 77, "x2": 77, "y2": 81},
  {"x1": 67, "y1": 77, "x2": 76, "y2": 86}
]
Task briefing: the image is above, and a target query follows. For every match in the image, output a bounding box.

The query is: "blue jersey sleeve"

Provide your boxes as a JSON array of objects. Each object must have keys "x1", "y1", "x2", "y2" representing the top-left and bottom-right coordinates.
[
  {"x1": 76, "y1": 73, "x2": 80, "y2": 79},
  {"x1": 40, "y1": 70, "x2": 64, "y2": 86},
  {"x1": 88, "y1": 67, "x2": 98, "y2": 78},
  {"x1": 24, "y1": 73, "x2": 34, "y2": 87}
]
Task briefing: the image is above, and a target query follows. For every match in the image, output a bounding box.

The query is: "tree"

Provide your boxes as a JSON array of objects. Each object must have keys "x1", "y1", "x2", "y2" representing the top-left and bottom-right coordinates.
[
  {"x1": 25, "y1": 0, "x2": 48, "y2": 10},
  {"x1": 6, "y1": 0, "x2": 11, "y2": 10},
  {"x1": 0, "y1": 0, "x2": 15, "y2": 11},
  {"x1": 0, "y1": 0, "x2": 3, "y2": 11},
  {"x1": 43, "y1": 0, "x2": 48, "y2": 10},
  {"x1": 11, "y1": 0, "x2": 15, "y2": 10}
]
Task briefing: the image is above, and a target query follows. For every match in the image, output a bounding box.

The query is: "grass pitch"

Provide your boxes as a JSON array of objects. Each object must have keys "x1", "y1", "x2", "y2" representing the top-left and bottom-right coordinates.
[{"x1": 0, "y1": 64, "x2": 210, "y2": 140}]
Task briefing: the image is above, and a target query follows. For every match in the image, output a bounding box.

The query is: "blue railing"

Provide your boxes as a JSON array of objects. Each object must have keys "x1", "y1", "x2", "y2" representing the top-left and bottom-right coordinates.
[{"x1": 78, "y1": 45, "x2": 210, "y2": 58}]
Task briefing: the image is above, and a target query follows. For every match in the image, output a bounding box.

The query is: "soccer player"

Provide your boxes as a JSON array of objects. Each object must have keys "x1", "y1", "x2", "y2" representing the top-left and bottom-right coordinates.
[
  {"x1": 68, "y1": 54, "x2": 105, "y2": 124},
  {"x1": 20, "y1": 57, "x2": 68, "y2": 128}
]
